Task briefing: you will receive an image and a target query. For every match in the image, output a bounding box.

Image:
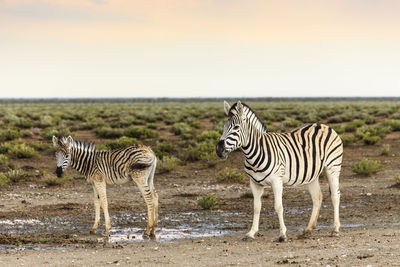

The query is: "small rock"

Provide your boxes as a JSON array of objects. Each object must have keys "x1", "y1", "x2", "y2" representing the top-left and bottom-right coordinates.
[{"x1": 366, "y1": 193, "x2": 372, "y2": 196}]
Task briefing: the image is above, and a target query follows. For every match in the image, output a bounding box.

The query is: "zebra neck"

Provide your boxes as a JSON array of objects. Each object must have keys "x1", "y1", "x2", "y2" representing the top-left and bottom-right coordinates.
[
  {"x1": 242, "y1": 120, "x2": 263, "y2": 152},
  {"x1": 243, "y1": 106, "x2": 267, "y2": 133},
  {"x1": 70, "y1": 143, "x2": 96, "y2": 176}
]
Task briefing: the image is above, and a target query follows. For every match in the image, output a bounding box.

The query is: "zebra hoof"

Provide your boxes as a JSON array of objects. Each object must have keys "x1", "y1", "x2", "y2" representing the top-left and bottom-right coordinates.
[
  {"x1": 242, "y1": 236, "x2": 254, "y2": 241},
  {"x1": 149, "y1": 233, "x2": 156, "y2": 240},
  {"x1": 90, "y1": 229, "x2": 97, "y2": 235},
  {"x1": 331, "y1": 231, "x2": 339, "y2": 237},
  {"x1": 142, "y1": 233, "x2": 150, "y2": 240},
  {"x1": 278, "y1": 236, "x2": 287, "y2": 243}
]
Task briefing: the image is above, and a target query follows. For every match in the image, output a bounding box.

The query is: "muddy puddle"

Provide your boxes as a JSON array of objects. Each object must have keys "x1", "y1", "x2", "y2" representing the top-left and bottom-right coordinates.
[
  {"x1": 1, "y1": 206, "x2": 398, "y2": 251},
  {"x1": 0, "y1": 211, "x2": 249, "y2": 251}
]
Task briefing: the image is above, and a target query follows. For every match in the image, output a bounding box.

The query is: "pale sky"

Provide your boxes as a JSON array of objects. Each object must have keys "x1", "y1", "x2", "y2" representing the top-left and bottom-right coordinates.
[{"x1": 1, "y1": 0, "x2": 400, "y2": 98}]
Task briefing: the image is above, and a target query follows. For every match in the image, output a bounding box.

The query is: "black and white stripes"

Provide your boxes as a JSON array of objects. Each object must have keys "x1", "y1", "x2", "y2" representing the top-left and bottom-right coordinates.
[
  {"x1": 52, "y1": 136, "x2": 158, "y2": 239},
  {"x1": 217, "y1": 101, "x2": 343, "y2": 241}
]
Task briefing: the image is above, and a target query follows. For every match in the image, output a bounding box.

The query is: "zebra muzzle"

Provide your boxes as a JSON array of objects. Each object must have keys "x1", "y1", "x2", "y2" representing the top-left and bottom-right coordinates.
[
  {"x1": 216, "y1": 140, "x2": 228, "y2": 159},
  {"x1": 56, "y1": 167, "x2": 63, "y2": 178}
]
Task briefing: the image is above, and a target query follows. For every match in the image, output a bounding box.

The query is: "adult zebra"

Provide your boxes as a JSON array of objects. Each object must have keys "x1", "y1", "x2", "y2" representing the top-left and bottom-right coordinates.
[
  {"x1": 216, "y1": 101, "x2": 343, "y2": 242},
  {"x1": 52, "y1": 136, "x2": 158, "y2": 239}
]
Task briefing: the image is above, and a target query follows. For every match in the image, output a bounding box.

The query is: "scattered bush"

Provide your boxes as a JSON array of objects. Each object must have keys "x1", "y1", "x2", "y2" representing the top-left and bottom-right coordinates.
[
  {"x1": 0, "y1": 155, "x2": 8, "y2": 166},
  {"x1": 381, "y1": 119, "x2": 400, "y2": 131},
  {"x1": 215, "y1": 167, "x2": 247, "y2": 184},
  {"x1": 351, "y1": 159, "x2": 383, "y2": 176},
  {"x1": 40, "y1": 172, "x2": 70, "y2": 186},
  {"x1": 197, "y1": 195, "x2": 219, "y2": 210},
  {"x1": 171, "y1": 122, "x2": 194, "y2": 138},
  {"x1": 182, "y1": 141, "x2": 219, "y2": 165},
  {"x1": 8, "y1": 143, "x2": 37, "y2": 158},
  {"x1": 197, "y1": 130, "x2": 220, "y2": 142},
  {"x1": 282, "y1": 118, "x2": 302, "y2": 128},
  {"x1": 0, "y1": 173, "x2": 9, "y2": 188},
  {"x1": 344, "y1": 120, "x2": 365, "y2": 132},
  {"x1": 124, "y1": 126, "x2": 158, "y2": 139},
  {"x1": 340, "y1": 134, "x2": 356, "y2": 147},
  {"x1": 154, "y1": 143, "x2": 177, "y2": 159},
  {"x1": 98, "y1": 137, "x2": 139, "y2": 150},
  {"x1": 94, "y1": 127, "x2": 122, "y2": 139},
  {"x1": 380, "y1": 144, "x2": 391, "y2": 156},
  {"x1": 0, "y1": 128, "x2": 21, "y2": 142},
  {"x1": 157, "y1": 156, "x2": 181, "y2": 173},
  {"x1": 362, "y1": 135, "x2": 380, "y2": 145},
  {"x1": 332, "y1": 125, "x2": 345, "y2": 134},
  {"x1": 4, "y1": 169, "x2": 28, "y2": 183},
  {"x1": 42, "y1": 127, "x2": 72, "y2": 140}
]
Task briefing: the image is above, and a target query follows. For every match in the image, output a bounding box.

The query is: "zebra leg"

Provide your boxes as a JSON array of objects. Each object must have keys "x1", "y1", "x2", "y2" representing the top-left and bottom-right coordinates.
[
  {"x1": 90, "y1": 185, "x2": 101, "y2": 234},
  {"x1": 304, "y1": 179, "x2": 323, "y2": 234},
  {"x1": 93, "y1": 181, "x2": 111, "y2": 236},
  {"x1": 271, "y1": 178, "x2": 287, "y2": 242},
  {"x1": 151, "y1": 190, "x2": 159, "y2": 238},
  {"x1": 326, "y1": 167, "x2": 341, "y2": 236},
  {"x1": 133, "y1": 178, "x2": 155, "y2": 239},
  {"x1": 244, "y1": 179, "x2": 264, "y2": 240}
]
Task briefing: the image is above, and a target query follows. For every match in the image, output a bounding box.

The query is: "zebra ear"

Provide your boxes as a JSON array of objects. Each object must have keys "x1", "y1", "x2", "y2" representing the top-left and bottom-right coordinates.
[
  {"x1": 52, "y1": 136, "x2": 58, "y2": 147},
  {"x1": 237, "y1": 101, "x2": 244, "y2": 115},
  {"x1": 66, "y1": 136, "x2": 74, "y2": 149},
  {"x1": 223, "y1": 101, "x2": 231, "y2": 116}
]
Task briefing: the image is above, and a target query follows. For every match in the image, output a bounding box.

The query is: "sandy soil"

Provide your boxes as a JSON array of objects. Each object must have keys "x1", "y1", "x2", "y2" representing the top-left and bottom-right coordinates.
[{"x1": 0, "y1": 132, "x2": 400, "y2": 266}]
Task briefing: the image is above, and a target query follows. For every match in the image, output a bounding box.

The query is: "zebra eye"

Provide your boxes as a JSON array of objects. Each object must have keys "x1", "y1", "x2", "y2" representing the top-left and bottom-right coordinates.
[{"x1": 233, "y1": 125, "x2": 240, "y2": 130}]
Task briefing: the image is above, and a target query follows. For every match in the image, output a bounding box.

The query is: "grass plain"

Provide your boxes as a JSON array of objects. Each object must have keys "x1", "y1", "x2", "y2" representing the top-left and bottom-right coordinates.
[{"x1": 0, "y1": 99, "x2": 399, "y2": 266}]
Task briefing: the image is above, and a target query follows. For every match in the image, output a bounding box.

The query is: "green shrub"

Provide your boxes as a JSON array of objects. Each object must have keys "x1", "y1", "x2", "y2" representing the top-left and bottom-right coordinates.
[
  {"x1": 282, "y1": 118, "x2": 302, "y2": 128},
  {"x1": 8, "y1": 143, "x2": 37, "y2": 158},
  {"x1": 30, "y1": 142, "x2": 50, "y2": 151},
  {"x1": 182, "y1": 141, "x2": 219, "y2": 165},
  {"x1": 157, "y1": 156, "x2": 181, "y2": 173},
  {"x1": 37, "y1": 115, "x2": 55, "y2": 128},
  {"x1": 381, "y1": 119, "x2": 400, "y2": 131},
  {"x1": 0, "y1": 129, "x2": 21, "y2": 142},
  {"x1": 197, "y1": 130, "x2": 220, "y2": 142},
  {"x1": 4, "y1": 169, "x2": 28, "y2": 183},
  {"x1": 15, "y1": 118, "x2": 33, "y2": 129},
  {"x1": 344, "y1": 120, "x2": 365, "y2": 132},
  {"x1": 0, "y1": 173, "x2": 9, "y2": 188},
  {"x1": 332, "y1": 125, "x2": 345, "y2": 134},
  {"x1": 197, "y1": 195, "x2": 219, "y2": 210},
  {"x1": 215, "y1": 167, "x2": 247, "y2": 184},
  {"x1": 94, "y1": 127, "x2": 122, "y2": 139},
  {"x1": 171, "y1": 123, "x2": 194, "y2": 136},
  {"x1": 40, "y1": 173, "x2": 70, "y2": 186},
  {"x1": 154, "y1": 143, "x2": 177, "y2": 159},
  {"x1": 42, "y1": 127, "x2": 72, "y2": 140},
  {"x1": 98, "y1": 137, "x2": 139, "y2": 150},
  {"x1": 380, "y1": 144, "x2": 391, "y2": 156},
  {"x1": 340, "y1": 134, "x2": 356, "y2": 147},
  {"x1": 0, "y1": 155, "x2": 8, "y2": 166},
  {"x1": 351, "y1": 159, "x2": 383, "y2": 175},
  {"x1": 124, "y1": 126, "x2": 158, "y2": 139},
  {"x1": 362, "y1": 135, "x2": 380, "y2": 145}
]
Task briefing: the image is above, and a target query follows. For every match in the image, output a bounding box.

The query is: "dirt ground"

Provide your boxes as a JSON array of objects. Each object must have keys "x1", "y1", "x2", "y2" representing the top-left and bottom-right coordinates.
[{"x1": 0, "y1": 132, "x2": 400, "y2": 266}]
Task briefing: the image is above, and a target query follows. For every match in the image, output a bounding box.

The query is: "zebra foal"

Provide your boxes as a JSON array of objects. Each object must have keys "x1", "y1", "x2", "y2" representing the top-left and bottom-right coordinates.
[
  {"x1": 52, "y1": 136, "x2": 158, "y2": 239},
  {"x1": 216, "y1": 101, "x2": 343, "y2": 242}
]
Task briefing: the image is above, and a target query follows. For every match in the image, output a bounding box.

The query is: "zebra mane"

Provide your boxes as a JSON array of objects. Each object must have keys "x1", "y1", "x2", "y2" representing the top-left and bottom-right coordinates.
[
  {"x1": 71, "y1": 139, "x2": 96, "y2": 153},
  {"x1": 229, "y1": 102, "x2": 268, "y2": 133}
]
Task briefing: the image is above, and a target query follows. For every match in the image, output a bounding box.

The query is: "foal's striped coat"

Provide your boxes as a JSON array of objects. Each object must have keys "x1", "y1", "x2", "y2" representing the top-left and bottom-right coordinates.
[
  {"x1": 53, "y1": 136, "x2": 158, "y2": 238},
  {"x1": 216, "y1": 101, "x2": 343, "y2": 241}
]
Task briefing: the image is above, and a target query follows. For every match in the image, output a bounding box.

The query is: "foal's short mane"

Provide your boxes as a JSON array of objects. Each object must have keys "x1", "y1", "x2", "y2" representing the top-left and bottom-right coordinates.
[{"x1": 229, "y1": 102, "x2": 268, "y2": 132}]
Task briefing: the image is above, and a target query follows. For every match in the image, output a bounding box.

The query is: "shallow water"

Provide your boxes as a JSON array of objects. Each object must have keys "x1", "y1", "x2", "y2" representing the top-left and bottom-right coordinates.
[{"x1": 0, "y1": 207, "x2": 398, "y2": 251}]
